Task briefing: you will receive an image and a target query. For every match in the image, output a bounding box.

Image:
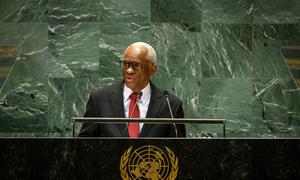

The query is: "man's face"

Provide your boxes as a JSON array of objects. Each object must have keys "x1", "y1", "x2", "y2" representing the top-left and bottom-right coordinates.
[{"x1": 122, "y1": 46, "x2": 156, "y2": 91}]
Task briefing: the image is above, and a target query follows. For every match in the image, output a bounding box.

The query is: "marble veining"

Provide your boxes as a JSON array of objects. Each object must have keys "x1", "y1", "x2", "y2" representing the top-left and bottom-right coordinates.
[{"x1": 0, "y1": 0, "x2": 299, "y2": 137}]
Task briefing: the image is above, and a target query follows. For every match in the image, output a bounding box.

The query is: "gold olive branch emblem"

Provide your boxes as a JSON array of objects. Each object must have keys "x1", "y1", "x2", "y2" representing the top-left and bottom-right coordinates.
[
  {"x1": 120, "y1": 146, "x2": 178, "y2": 180},
  {"x1": 165, "y1": 147, "x2": 178, "y2": 180},
  {"x1": 120, "y1": 146, "x2": 132, "y2": 180}
]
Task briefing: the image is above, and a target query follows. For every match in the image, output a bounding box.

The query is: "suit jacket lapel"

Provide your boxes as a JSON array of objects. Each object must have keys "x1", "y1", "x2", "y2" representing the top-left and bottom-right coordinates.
[
  {"x1": 140, "y1": 82, "x2": 163, "y2": 137},
  {"x1": 110, "y1": 82, "x2": 127, "y2": 136}
]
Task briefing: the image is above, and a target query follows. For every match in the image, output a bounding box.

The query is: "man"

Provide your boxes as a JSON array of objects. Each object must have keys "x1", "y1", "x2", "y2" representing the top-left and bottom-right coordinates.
[{"x1": 79, "y1": 42, "x2": 186, "y2": 137}]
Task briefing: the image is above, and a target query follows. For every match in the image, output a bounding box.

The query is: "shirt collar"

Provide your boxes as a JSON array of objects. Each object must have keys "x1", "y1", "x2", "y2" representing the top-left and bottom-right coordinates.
[{"x1": 123, "y1": 83, "x2": 151, "y2": 105}]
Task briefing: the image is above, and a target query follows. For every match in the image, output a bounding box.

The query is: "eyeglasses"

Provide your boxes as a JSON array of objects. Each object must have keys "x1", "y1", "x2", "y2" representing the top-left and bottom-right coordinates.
[{"x1": 119, "y1": 60, "x2": 152, "y2": 71}]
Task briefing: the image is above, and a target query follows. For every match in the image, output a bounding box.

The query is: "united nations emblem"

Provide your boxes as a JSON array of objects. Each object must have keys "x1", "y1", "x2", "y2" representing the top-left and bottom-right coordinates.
[{"x1": 120, "y1": 145, "x2": 178, "y2": 180}]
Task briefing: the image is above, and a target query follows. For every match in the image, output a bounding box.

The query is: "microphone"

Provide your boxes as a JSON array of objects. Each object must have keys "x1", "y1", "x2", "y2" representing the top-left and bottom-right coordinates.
[
  {"x1": 123, "y1": 91, "x2": 143, "y2": 136},
  {"x1": 163, "y1": 90, "x2": 178, "y2": 137},
  {"x1": 129, "y1": 91, "x2": 143, "y2": 118}
]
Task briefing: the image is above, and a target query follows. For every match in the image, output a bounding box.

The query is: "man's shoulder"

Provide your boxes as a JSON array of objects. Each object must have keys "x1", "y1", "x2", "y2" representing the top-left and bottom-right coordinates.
[
  {"x1": 90, "y1": 81, "x2": 122, "y2": 97},
  {"x1": 166, "y1": 90, "x2": 182, "y2": 103},
  {"x1": 151, "y1": 83, "x2": 182, "y2": 103}
]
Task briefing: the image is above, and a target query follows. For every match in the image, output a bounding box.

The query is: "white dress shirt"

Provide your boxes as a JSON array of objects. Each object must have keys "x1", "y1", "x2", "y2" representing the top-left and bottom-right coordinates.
[{"x1": 123, "y1": 83, "x2": 151, "y2": 132}]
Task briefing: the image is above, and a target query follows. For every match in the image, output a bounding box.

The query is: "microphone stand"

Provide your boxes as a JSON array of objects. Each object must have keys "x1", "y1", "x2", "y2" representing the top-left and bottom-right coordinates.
[
  {"x1": 123, "y1": 91, "x2": 142, "y2": 136},
  {"x1": 164, "y1": 91, "x2": 178, "y2": 137},
  {"x1": 129, "y1": 92, "x2": 142, "y2": 118}
]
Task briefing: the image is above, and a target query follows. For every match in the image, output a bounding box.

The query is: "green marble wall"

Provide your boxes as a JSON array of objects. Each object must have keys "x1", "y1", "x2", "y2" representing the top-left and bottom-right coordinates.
[{"x1": 0, "y1": 0, "x2": 299, "y2": 137}]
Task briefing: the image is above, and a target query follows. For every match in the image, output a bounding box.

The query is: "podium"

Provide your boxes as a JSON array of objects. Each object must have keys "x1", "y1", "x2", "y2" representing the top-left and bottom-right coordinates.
[
  {"x1": 1, "y1": 118, "x2": 299, "y2": 179},
  {"x1": 0, "y1": 138, "x2": 299, "y2": 179},
  {"x1": 72, "y1": 117, "x2": 226, "y2": 137}
]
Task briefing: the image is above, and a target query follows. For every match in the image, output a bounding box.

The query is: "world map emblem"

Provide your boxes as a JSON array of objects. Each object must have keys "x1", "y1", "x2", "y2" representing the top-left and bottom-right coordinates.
[{"x1": 120, "y1": 145, "x2": 178, "y2": 180}]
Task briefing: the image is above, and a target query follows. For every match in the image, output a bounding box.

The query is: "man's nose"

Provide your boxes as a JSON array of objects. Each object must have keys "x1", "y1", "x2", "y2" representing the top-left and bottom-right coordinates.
[{"x1": 125, "y1": 65, "x2": 134, "y2": 73}]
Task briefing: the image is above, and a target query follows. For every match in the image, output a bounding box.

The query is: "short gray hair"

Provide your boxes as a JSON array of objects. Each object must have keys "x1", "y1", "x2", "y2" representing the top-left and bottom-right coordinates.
[{"x1": 125, "y1": 42, "x2": 157, "y2": 64}]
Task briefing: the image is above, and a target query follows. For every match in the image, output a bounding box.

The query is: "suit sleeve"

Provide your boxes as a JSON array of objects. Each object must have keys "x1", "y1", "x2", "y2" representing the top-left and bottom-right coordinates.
[{"x1": 78, "y1": 92, "x2": 101, "y2": 137}]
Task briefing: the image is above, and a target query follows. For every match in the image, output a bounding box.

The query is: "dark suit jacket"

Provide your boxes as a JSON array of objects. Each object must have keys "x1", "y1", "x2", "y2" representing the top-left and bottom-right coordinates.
[{"x1": 78, "y1": 81, "x2": 186, "y2": 137}]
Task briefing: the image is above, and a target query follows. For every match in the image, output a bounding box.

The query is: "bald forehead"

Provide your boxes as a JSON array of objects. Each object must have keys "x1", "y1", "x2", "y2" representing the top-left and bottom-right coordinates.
[{"x1": 124, "y1": 44, "x2": 148, "y2": 61}]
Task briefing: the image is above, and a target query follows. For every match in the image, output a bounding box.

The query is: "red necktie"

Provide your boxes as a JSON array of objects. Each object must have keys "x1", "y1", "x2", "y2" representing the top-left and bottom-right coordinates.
[{"x1": 128, "y1": 92, "x2": 140, "y2": 138}]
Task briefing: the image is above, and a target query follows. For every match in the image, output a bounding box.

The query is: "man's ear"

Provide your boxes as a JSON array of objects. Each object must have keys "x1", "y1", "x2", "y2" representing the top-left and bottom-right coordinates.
[{"x1": 151, "y1": 64, "x2": 157, "y2": 75}]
